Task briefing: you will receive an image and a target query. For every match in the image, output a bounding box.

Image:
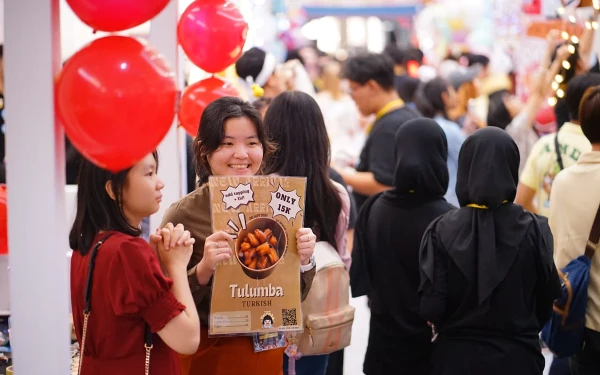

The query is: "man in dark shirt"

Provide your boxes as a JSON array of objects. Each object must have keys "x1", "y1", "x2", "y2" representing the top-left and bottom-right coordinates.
[{"x1": 339, "y1": 53, "x2": 420, "y2": 209}]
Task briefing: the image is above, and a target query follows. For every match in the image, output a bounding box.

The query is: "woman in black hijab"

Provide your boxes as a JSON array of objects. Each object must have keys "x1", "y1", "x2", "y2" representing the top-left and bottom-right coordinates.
[
  {"x1": 419, "y1": 127, "x2": 561, "y2": 375},
  {"x1": 350, "y1": 118, "x2": 456, "y2": 375}
]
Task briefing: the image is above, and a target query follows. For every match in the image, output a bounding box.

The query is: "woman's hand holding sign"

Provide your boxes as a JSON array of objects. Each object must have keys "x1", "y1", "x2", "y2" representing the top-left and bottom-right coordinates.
[
  {"x1": 197, "y1": 231, "x2": 233, "y2": 285},
  {"x1": 296, "y1": 228, "x2": 316, "y2": 266}
]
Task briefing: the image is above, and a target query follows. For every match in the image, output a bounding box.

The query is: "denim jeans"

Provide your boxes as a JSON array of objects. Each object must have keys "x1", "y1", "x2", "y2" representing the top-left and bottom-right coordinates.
[
  {"x1": 570, "y1": 328, "x2": 600, "y2": 375},
  {"x1": 283, "y1": 354, "x2": 329, "y2": 375}
]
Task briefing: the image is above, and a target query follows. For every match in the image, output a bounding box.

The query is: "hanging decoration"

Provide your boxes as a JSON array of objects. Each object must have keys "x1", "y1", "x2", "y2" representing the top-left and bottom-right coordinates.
[
  {"x1": 585, "y1": 0, "x2": 600, "y2": 30},
  {"x1": 523, "y1": 0, "x2": 542, "y2": 15},
  {"x1": 548, "y1": 0, "x2": 599, "y2": 106},
  {"x1": 58, "y1": 0, "x2": 181, "y2": 172},
  {"x1": 65, "y1": 0, "x2": 170, "y2": 32},
  {"x1": 56, "y1": 36, "x2": 178, "y2": 172},
  {"x1": 493, "y1": 0, "x2": 525, "y2": 49},
  {"x1": 178, "y1": 77, "x2": 240, "y2": 137},
  {"x1": 414, "y1": 0, "x2": 494, "y2": 66},
  {"x1": 178, "y1": 0, "x2": 248, "y2": 73},
  {"x1": 177, "y1": 0, "x2": 248, "y2": 133}
]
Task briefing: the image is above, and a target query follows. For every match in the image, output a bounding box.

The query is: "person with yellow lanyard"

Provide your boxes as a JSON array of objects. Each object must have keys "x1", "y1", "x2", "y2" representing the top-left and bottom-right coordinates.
[
  {"x1": 338, "y1": 53, "x2": 420, "y2": 210},
  {"x1": 419, "y1": 127, "x2": 561, "y2": 375}
]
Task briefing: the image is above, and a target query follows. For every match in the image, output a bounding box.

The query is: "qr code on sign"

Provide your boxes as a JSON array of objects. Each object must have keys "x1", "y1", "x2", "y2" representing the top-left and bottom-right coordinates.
[{"x1": 282, "y1": 308, "x2": 297, "y2": 326}]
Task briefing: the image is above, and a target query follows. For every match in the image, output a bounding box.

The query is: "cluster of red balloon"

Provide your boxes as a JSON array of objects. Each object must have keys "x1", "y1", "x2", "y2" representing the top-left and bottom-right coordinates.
[
  {"x1": 177, "y1": 0, "x2": 248, "y2": 136},
  {"x1": 56, "y1": 0, "x2": 177, "y2": 172},
  {"x1": 55, "y1": 0, "x2": 249, "y2": 171}
]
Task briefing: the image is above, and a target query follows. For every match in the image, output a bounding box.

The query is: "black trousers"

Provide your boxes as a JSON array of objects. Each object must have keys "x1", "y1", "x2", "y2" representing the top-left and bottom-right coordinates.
[
  {"x1": 549, "y1": 356, "x2": 571, "y2": 375},
  {"x1": 570, "y1": 328, "x2": 600, "y2": 375}
]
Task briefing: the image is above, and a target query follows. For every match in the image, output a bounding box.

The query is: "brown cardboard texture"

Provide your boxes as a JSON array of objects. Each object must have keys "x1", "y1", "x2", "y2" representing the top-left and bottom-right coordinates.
[{"x1": 208, "y1": 176, "x2": 306, "y2": 335}]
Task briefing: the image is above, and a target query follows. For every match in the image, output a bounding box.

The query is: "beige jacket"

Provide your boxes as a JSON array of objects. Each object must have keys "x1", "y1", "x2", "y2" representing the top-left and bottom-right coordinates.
[{"x1": 550, "y1": 151, "x2": 600, "y2": 331}]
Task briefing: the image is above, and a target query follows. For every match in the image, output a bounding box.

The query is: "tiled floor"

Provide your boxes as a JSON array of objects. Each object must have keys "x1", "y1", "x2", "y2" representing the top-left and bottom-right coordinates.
[{"x1": 344, "y1": 295, "x2": 554, "y2": 375}]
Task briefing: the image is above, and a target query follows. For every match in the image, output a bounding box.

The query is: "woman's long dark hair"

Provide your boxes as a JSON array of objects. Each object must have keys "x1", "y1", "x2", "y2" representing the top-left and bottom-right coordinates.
[
  {"x1": 68, "y1": 152, "x2": 158, "y2": 254},
  {"x1": 486, "y1": 90, "x2": 513, "y2": 130},
  {"x1": 193, "y1": 96, "x2": 275, "y2": 185},
  {"x1": 262, "y1": 91, "x2": 342, "y2": 250},
  {"x1": 416, "y1": 77, "x2": 451, "y2": 119}
]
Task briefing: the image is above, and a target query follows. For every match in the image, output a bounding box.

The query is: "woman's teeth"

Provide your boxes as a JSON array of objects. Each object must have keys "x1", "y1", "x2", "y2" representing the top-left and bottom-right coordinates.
[{"x1": 230, "y1": 164, "x2": 249, "y2": 169}]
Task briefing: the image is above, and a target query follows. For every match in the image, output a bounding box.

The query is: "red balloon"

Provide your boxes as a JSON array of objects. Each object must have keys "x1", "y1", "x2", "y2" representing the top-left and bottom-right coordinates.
[
  {"x1": 178, "y1": 0, "x2": 248, "y2": 73},
  {"x1": 56, "y1": 36, "x2": 177, "y2": 172},
  {"x1": 178, "y1": 77, "x2": 240, "y2": 136},
  {"x1": 66, "y1": 0, "x2": 170, "y2": 32},
  {"x1": 0, "y1": 185, "x2": 6, "y2": 255}
]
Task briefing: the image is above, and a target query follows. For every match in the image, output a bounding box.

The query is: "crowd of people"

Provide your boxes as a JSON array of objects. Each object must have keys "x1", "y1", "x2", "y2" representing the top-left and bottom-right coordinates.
[{"x1": 61, "y1": 26, "x2": 600, "y2": 375}]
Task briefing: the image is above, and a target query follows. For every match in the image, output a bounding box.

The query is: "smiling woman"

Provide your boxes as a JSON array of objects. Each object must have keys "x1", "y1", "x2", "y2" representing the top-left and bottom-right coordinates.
[
  {"x1": 193, "y1": 97, "x2": 275, "y2": 185},
  {"x1": 206, "y1": 116, "x2": 264, "y2": 176},
  {"x1": 160, "y1": 96, "x2": 319, "y2": 375}
]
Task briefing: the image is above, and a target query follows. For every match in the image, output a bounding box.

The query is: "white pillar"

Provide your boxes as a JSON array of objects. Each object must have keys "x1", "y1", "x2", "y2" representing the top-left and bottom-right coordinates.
[
  {"x1": 5, "y1": 0, "x2": 71, "y2": 373},
  {"x1": 149, "y1": 0, "x2": 187, "y2": 232}
]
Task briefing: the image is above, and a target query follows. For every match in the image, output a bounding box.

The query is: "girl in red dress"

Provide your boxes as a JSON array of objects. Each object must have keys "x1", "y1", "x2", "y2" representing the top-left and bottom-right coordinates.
[{"x1": 70, "y1": 152, "x2": 201, "y2": 374}]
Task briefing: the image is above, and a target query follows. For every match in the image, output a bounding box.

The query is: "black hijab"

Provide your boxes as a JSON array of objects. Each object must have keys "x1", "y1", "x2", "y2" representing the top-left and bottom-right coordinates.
[
  {"x1": 421, "y1": 127, "x2": 554, "y2": 305},
  {"x1": 456, "y1": 127, "x2": 519, "y2": 208},
  {"x1": 351, "y1": 118, "x2": 451, "y2": 299},
  {"x1": 384, "y1": 118, "x2": 449, "y2": 201}
]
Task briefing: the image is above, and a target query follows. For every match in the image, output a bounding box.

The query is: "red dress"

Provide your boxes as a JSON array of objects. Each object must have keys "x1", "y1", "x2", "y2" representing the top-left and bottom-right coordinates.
[{"x1": 71, "y1": 231, "x2": 186, "y2": 374}]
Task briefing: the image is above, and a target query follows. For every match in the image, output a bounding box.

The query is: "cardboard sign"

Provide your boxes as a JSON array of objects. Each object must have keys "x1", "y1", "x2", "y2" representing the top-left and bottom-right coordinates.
[{"x1": 208, "y1": 176, "x2": 306, "y2": 335}]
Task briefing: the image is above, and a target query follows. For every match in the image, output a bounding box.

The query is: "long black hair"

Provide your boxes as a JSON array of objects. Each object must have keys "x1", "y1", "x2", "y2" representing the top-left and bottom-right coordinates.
[
  {"x1": 486, "y1": 90, "x2": 513, "y2": 130},
  {"x1": 68, "y1": 152, "x2": 158, "y2": 254},
  {"x1": 262, "y1": 91, "x2": 342, "y2": 250},
  {"x1": 193, "y1": 96, "x2": 275, "y2": 185},
  {"x1": 415, "y1": 77, "x2": 451, "y2": 118}
]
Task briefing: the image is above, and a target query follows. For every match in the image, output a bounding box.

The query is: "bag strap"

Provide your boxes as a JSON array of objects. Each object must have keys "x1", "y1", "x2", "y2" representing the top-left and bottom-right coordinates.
[
  {"x1": 79, "y1": 233, "x2": 153, "y2": 375},
  {"x1": 585, "y1": 204, "x2": 600, "y2": 259},
  {"x1": 79, "y1": 233, "x2": 112, "y2": 375},
  {"x1": 83, "y1": 234, "x2": 112, "y2": 315},
  {"x1": 144, "y1": 324, "x2": 153, "y2": 374},
  {"x1": 554, "y1": 133, "x2": 564, "y2": 171}
]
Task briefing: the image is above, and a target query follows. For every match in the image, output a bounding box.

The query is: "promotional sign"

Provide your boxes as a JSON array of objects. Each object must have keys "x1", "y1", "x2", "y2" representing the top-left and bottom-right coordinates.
[{"x1": 208, "y1": 176, "x2": 306, "y2": 336}]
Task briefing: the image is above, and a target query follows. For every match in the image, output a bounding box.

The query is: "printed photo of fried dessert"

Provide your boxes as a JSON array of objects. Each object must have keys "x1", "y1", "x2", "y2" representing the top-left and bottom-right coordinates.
[{"x1": 235, "y1": 218, "x2": 288, "y2": 279}]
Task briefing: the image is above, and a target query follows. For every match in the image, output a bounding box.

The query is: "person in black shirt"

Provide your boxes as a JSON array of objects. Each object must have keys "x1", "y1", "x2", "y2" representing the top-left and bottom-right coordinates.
[
  {"x1": 351, "y1": 118, "x2": 455, "y2": 375},
  {"x1": 339, "y1": 53, "x2": 419, "y2": 210},
  {"x1": 419, "y1": 127, "x2": 561, "y2": 375}
]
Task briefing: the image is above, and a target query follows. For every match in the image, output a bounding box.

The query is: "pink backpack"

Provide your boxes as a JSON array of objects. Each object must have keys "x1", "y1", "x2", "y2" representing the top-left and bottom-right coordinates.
[{"x1": 287, "y1": 182, "x2": 354, "y2": 356}]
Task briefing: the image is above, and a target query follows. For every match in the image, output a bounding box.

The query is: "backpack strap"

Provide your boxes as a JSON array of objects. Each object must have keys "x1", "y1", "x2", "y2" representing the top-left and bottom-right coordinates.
[
  {"x1": 554, "y1": 133, "x2": 564, "y2": 171},
  {"x1": 585, "y1": 204, "x2": 600, "y2": 259}
]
